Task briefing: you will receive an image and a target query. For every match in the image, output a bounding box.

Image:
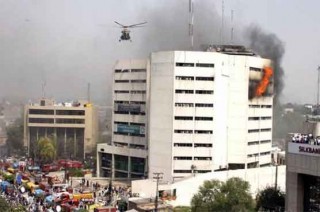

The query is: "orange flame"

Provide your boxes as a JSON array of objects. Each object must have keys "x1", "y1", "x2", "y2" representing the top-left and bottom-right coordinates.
[{"x1": 255, "y1": 66, "x2": 273, "y2": 97}]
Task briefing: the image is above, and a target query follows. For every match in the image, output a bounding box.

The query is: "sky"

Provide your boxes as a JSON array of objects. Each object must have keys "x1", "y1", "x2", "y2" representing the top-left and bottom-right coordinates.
[{"x1": 0, "y1": 0, "x2": 319, "y2": 105}]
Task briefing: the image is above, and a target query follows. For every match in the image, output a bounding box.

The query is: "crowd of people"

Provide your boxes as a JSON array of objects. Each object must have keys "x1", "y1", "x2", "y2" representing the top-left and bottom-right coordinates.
[{"x1": 291, "y1": 133, "x2": 320, "y2": 145}]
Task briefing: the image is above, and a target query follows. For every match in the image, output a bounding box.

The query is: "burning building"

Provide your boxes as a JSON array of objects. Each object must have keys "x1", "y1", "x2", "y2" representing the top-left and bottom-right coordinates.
[{"x1": 97, "y1": 45, "x2": 274, "y2": 182}]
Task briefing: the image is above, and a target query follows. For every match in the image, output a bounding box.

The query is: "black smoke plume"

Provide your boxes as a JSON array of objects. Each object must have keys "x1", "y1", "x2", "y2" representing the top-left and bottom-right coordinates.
[{"x1": 245, "y1": 25, "x2": 285, "y2": 103}]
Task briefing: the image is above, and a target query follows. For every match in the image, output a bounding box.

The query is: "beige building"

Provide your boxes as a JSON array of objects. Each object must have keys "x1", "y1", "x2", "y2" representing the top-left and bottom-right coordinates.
[{"x1": 24, "y1": 98, "x2": 98, "y2": 159}]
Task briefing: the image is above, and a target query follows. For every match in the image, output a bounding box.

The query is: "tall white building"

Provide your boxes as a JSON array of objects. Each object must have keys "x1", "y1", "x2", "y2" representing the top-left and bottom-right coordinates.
[{"x1": 97, "y1": 46, "x2": 273, "y2": 182}]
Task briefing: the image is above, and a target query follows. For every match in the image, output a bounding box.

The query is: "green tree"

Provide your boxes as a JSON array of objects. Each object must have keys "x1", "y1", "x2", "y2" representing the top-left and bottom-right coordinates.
[
  {"x1": 191, "y1": 177, "x2": 254, "y2": 212},
  {"x1": 6, "y1": 118, "x2": 24, "y2": 155},
  {"x1": 255, "y1": 187, "x2": 285, "y2": 212},
  {"x1": 174, "y1": 206, "x2": 191, "y2": 212},
  {"x1": 36, "y1": 137, "x2": 56, "y2": 165}
]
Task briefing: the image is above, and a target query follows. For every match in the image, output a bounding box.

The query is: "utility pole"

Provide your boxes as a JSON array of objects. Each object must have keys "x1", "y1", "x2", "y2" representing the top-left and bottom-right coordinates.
[
  {"x1": 275, "y1": 163, "x2": 278, "y2": 190},
  {"x1": 153, "y1": 172, "x2": 163, "y2": 212}
]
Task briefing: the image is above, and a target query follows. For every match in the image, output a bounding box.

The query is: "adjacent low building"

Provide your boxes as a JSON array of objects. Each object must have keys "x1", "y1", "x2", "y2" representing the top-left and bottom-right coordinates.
[{"x1": 24, "y1": 98, "x2": 98, "y2": 160}]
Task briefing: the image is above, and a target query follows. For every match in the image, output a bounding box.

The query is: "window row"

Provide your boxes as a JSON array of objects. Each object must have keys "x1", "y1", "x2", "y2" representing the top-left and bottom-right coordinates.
[
  {"x1": 114, "y1": 111, "x2": 146, "y2": 115},
  {"x1": 176, "y1": 62, "x2": 214, "y2": 68},
  {"x1": 175, "y1": 76, "x2": 214, "y2": 81},
  {"x1": 174, "y1": 116, "x2": 213, "y2": 121},
  {"x1": 249, "y1": 67, "x2": 262, "y2": 72},
  {"x1": 114, "y1": 101, "x2": 145, "y2": 105},
  {"x1": 115, "y1": 79, "x2": 146, "y2": 83},
  {"x1": 248, "y1": 116, "x2": 272, "y2": 121},
  {"x1": 115, "y1": 69, "x2": 146, "y2": 73},
  {"x1": 173, "y1": 170, "x2": 211, "y2": 173},
  {"x1": 175, "y1": 103, "x2": 213, "y2": 107},
  {"x1": 174, "y1": 143, "x2": 213, "y2": 147},
  {"x1": 248, "y1": 128, "x2": 271, "y2": 133},
  {"x1": 174, "y1": 130, "x2": 213, "y2": 134},
  {"x1": 28, "y1": 118, "x2": 85, "y2": 124},
  {"x1": 247, "y1": 151, "x2": 271, "y2": 158},
  {"x1": 114, "y1": 90, "x2": 146, "y2": 94},
  {"x1": 29, "y1": 109, "x2": 85, "y2": 116},
  {"x1": 175, "y1": 90, "x2": 214, "y2": 94},
  {"x1": 114, "y1": 122, "x2": 145, "y2": 126},
  {"x1": 249, "y1": 105, "x2": 272, "y2": 108},
  {"x1": 173, "y1": 157, "x2": 212, "y2": 160},
  {"x1": 248, "y1": 140, "x2": 271, "y2": 145}
]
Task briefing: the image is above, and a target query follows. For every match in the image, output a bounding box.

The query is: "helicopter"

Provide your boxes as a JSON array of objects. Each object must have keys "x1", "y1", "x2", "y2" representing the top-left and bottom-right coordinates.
[{"x1": 114, "y1": 21, "x2": 147, "y2": 42}]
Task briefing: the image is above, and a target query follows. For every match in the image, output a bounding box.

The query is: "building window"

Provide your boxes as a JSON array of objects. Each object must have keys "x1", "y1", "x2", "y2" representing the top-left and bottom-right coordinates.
[
  {"x1": 29, "y1": 109, "x2": 54, "y2": 115},
  {"x1": 195, "y1": 117, "x2": 213, "y2": 121},
  {"x1": 176, "y1": 62, "x2": 194, "y2": 67},
  {"x1": 261, "y1": 105, "x2": 272, "y2": 108},
  {"x1": 248, "y1": 129, "x2": 259, "y2": 133},
  {"x1": 249, "y1": 67, "x2": 262, "y2": 72},
  {"x1": 174, "y1": 130, "x2": 193, "y2": 134},
  {"x1": 130, "y1": 90, "x2": 146, "y2": 94},
  {"x1": 175, "y1": 90, "x2": 194, "y2": 94},
  {"x1": 195, "y1": 90, "x2": 214, "y2": 94},
  {"x1": 249, "y1": 105, "x2": 260, "y2": 108},
  {"x1": 115, "y1": 69, "x2": 122, "y2": 73},
  {"x1": 175, "y1": 116, "x2": 193, "y2": 120},
  {"x1": 173, "y1": 170, "x2": 192, "y2": 173},
  {"x1": 175, "y1": 76, "x2": 194, "y2": 80},
  {"x1": 28, "y1": 118, "x2": 54, "y2": 123},
  {"x1": 131, "y1": 80, "x2": 146, "y2": 83},
  {"x1": 56, "y1": 110, "x2": 85, "y2": 116},
  {"x1": 248, "y1": 117, "x2": 260, "y2": 121},
  {"x1": 248, "y1": 141, "x2": 259, "y2": 145},
  {"x1": 131, "y1": 69, "x2": 146, "y2": 72},
  {"x1": 196, "y1": 63, "x2": 214, "y2": 68},
  {"x1": 175, "y1": 103, "x2": 194, "y2": 107},
  {"x1": 55, "y1": 119, "x2": 85, "y2": 124},
  {"x1": 261, "y1": 117, "x2": 272, "y2": 120},
  {"x1": 260, "y1": 151, "x2": 271, "y2": 156},
  {"x1": 195, "y1": 103, "x2": 213, "y2": 107},
  {"x1": 174, "y1": 143, "x2": 193, "y2": 147},
  {"x1": 194, "y1": 143, "x2": 212, "y2": 147},
  {"x1": 195, "y1": 77, "x2": 214, "y2": 81},
  {"x1": 261, "y1": 128, "x2": 271, "y2": 132},
  {"x1": 114, "y1": 90, "x2": 130, "y2": 94},
  {"x1": 247, "y1": 153, "x2": 259, "y2": 158},
  {"x1": 194, "y1": 157, "x2": 212, "y2": 160},
  {"x1": 115, "y1": 80, "x2": 129, "y2": 83},
  {"x1": 115, "y1": 101, "x2": 130, "y2": 104},
  {"x1": 174, "y1": 157, "x2": 192, "y2": 160},
  {"x1": 197, "y1": 170, "x2": 211, "y2": 173},
  {"x1": 194, "y1": 130, "x2": 213, "y2": 134},
  {"x1": 260, "y1": 140, "x2": 271, "y2": 144}
]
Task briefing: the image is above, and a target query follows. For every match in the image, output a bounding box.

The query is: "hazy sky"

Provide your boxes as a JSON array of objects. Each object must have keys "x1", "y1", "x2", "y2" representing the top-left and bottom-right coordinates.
[{"x1": 0, "y1": 0, "x2": 319, "y2": 104}]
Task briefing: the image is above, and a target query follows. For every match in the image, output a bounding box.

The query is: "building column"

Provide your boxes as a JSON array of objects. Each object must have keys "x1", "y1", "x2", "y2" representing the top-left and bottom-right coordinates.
[
  {"x1": 96, "y1": 150, "x2": 100, "y2": 177},
  {"x1": 111, "y1": 154, "x2": 115, "y2": 179},
  {"x1": 128, "y1": 157, "x2": 131, "y2": 178}
]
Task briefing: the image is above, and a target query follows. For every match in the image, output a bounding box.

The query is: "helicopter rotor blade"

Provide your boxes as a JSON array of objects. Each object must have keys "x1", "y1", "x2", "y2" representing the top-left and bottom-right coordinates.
[
  {"x1": 127, "y1": 21, "x2": 147, "y2": 28},
  {"x1": 114, "y1": 21, "x2": 126, "y2": 27}
]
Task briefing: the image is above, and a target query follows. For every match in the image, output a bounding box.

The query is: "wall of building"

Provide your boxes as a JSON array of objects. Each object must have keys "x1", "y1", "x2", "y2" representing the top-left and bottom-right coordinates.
[{"x1": 132, "y1": 166, "x2": 286, "y2": 207}]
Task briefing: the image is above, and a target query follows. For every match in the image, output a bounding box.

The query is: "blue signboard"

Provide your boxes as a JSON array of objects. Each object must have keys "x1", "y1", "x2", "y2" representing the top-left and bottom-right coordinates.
[{"x1": 117, "y1": 124, "x2": 145, "y2": 134}]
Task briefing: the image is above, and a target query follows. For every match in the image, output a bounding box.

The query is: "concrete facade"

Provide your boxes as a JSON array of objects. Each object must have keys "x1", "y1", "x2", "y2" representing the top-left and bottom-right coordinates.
[
  {"x1": 24, "y1": 99, "x2": 98, "y2": 160},
  {"x1": 149, "y1": 51, "x2": 273, "y2": 182},
  {"x1": 97, "y1": 49, "x2": 274, "y2": 182}
]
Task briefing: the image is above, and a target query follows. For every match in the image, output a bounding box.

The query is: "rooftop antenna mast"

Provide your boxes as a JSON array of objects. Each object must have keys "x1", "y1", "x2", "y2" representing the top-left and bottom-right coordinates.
[
  {"x1": 189, "y1": 0, "x2": 194, "y2": 50},
  {"x1": 220, "y1": 0, "x2": 225, "y2": 44},
  {"x1": 41, "y1": 71, "x2": 46, "y2": 98},
  {"x1": 87, "y1": 82, "x2": 91, "y2": 103},
  {"x1": 317, "y1": 66, "x2": 320, "y2": 107},
  {"x1": 230, "y1": 9, "x2": 234, "y2": 44}
]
